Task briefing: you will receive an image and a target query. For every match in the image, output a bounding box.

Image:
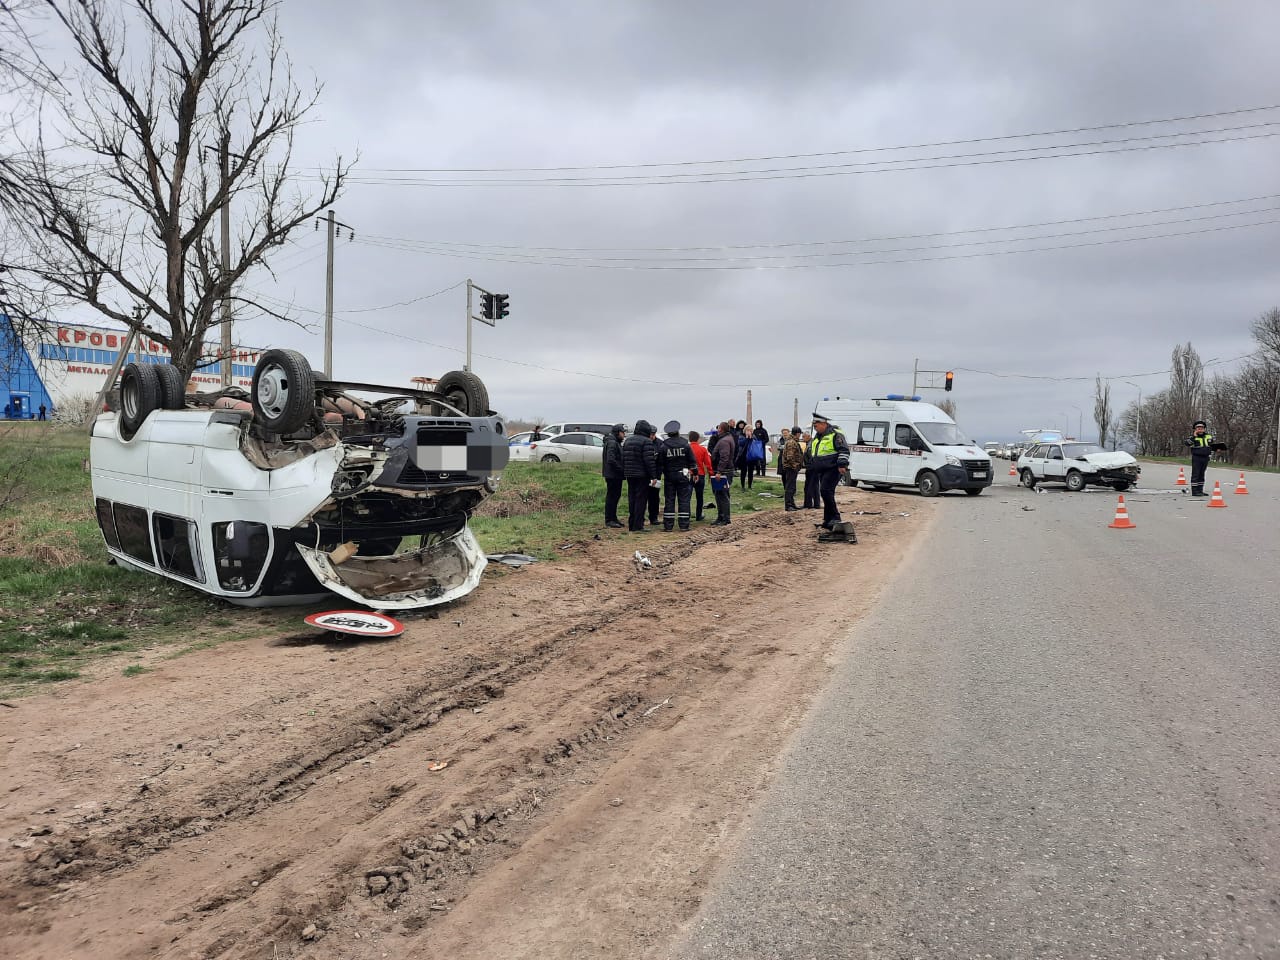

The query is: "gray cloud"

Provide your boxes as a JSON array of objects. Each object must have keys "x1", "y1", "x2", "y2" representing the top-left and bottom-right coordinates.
[{"x1": 232, "y1": 0, "x2": 1280, "y2": 440}]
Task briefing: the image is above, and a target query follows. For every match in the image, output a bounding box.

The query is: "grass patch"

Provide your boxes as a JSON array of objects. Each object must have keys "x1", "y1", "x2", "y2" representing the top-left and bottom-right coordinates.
[
  {"x1": 122, "y1": 664, "x2": 149, "y2": 677},
  {"x1": 471, "y1": 461, "x2": 785, "y2": 557}
]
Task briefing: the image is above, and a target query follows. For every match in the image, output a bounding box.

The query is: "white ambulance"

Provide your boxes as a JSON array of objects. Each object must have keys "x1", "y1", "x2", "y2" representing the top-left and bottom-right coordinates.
[{"x1": 811, "y1": 396, "x2": 993, "y2": 497}]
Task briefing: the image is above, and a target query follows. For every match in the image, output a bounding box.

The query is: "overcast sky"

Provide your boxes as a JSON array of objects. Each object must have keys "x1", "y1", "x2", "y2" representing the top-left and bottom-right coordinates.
[{"x1": 71, "y1": 1, "x2": 1280, "y2": 439}]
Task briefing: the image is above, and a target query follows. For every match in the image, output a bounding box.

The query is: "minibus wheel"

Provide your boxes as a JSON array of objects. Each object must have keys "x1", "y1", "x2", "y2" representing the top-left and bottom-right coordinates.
[
  {"x1": 916, "y1": 470, "x2": 940, "y2": 497},
  {"x1": 252, "y1": 349, "x2": 316, "y2": 433},
  {"x1": 155, "y1": 363, "x2": 187, "y2": 409},
  {"x1": 120, "y1": 362, "x2": 162, "y2": 438},
  {"x1": 436, "y1": 370, "x2": 489, "y2": 417}
]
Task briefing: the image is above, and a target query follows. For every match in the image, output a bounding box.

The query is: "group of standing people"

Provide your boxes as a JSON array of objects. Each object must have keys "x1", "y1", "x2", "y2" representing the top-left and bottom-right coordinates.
[{"x1": 600, "y1": 413, "x2": 851, "y2": 533}]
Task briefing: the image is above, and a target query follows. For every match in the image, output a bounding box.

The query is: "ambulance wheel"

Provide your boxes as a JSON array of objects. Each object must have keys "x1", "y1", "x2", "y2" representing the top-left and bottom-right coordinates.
[
  {"x1": 252, "y1": 349, "x2": 315, "y2": 434},
  {"x1": 1065, "y1": 469, "x2": 1086, "y2": 492},
  {"x1": 155, "y1": 363, "x2": 187, "y2": 409},
  {"x1": 917, "y1": 470, "x2": 940, "y2": 497},
  {"x1": 436, "y1": 370, "x2": 489, "y2": 417},
  {"x1": 540, "y1": 454, "x2": 561, "y2": 463},
  {"x1": 119, "y1": 362, "x2": 162, "y2": 439}
]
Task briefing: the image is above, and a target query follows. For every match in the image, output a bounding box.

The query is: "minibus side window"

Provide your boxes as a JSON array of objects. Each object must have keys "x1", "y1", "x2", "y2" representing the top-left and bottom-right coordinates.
[
  {"x1": 95, "y1": 498, "x2": 121, "y2": 550},
  {"x1": 895, "y1": 425, "x2": 923, "y2": 449},
  {"x1": 113, "y1": 504, "x2": 154, "y2": 566},
  {"x1": 153, "y1": 513, "x2": 205, "y2": 583},
  {"x1": 858, "y1": 421, "x2": 888, "y2": 446},
  {"x1": 212, "y1": 521, "x2": 270, "y2": 592}
]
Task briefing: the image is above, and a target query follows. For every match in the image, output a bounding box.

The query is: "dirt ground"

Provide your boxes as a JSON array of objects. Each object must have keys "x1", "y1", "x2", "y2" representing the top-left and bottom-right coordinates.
[{"x1": 0, "y1": 487, "x2": 935, "y2": 960}]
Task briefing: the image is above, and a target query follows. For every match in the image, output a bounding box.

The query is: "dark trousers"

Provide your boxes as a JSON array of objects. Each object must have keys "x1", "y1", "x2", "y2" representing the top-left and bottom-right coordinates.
[
  {"x1": 714, "y1": 480, "x2": 732, "y2": 523},
  {"x1": 691, "y1": 475, "x2": 706, "y2": 519},
  {"x1": 781, "y1": 467, "x2": 798, "y2": 508},
  {"x1": 1190, "y1": 455, "x2": 1209, "y2": 495},
  {"x1": 647, "y1": 484, "x2": 660, "y2": 523},
  {"x1": 662, "y1": 476, "x2": 693, "y2": 529},
  {"x1": 626, "y1": 478, "x2": 650, "y2": 530},
  {"x1": 604, "y1": 477, "x2": 623, "y2": 523},
  {"x1": 741, "y1": 460, "x2": 763, "y2": 488},
  {"x1": 819, "y1": 468, "x2": 842, "y2": 527},
  {"x1": 802, "y1": 468, "x2": 819, "y2": 508}
]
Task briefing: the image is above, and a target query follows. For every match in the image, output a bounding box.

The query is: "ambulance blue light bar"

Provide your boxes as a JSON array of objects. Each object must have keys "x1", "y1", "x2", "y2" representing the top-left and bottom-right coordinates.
[{"x1": 883, "y1": 394, "x2": 922, "y2": 402}]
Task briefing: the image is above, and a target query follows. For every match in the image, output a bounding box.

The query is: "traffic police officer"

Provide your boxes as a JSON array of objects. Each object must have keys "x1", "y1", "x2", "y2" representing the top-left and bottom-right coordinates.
[
  {"x1": 808, "y1": 413, "x2": 850, "y2": 529},
  {"x1": 1182, "y1": 419, "x2": 1218, "y2": 496},
  {"x1": 655, "y1": 420, "x2": 697, "y2": 530}
]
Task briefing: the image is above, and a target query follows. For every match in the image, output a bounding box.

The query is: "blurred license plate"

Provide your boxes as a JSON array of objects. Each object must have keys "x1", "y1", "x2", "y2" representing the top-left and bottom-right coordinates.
[{"x1": 973, "y1": 471, "x2": 987, "y2": 478}]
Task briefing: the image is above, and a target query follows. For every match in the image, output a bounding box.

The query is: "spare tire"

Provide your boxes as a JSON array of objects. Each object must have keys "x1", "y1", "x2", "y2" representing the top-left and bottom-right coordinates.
[
  {"x1": 251, "y1": 348, "x2": 316, "y2": 434},
  {"x1": 155, "y1": 363, "x2": 187, "y2": 410},
  {"x1": 436, "y1": 370, "x2": 489, "y2": 417},
  {"x1": 119, "y1": 362, "x2": 162, "y2": 438}
]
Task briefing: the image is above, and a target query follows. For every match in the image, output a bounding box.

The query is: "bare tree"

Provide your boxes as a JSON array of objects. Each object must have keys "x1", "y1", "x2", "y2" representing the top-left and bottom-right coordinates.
[
  {"x1": 1168, "y1": 342, "x2": 1204, "y2": 432},
  {"x1": 1093, "y1": 376, "x2": 1112, "y2": 448},
  {"x1": 1, "y1": 0, "x2": 349, "y2": 378},
  {"x1": 936, "y1": 397, "x2": 956, "y2": 419},
  {"x1": 1251, "y1": 308, "x2": 1280, "y2": 466}
]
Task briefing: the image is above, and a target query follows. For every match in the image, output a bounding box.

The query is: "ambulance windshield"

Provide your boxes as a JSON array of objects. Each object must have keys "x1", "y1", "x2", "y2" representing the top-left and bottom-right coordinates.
[{"x1": 917, "y1": 422, "x2": 972, "y2": 446}]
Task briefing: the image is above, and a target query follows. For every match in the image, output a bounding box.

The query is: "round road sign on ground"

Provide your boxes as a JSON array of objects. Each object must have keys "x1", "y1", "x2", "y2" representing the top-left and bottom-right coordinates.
[{"x1": 304, "y1": 610, "x2": 406, "y2": 637}]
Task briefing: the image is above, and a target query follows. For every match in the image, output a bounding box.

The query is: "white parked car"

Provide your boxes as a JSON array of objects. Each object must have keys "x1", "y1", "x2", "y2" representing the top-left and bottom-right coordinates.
[
  {"x1": 1016, "y1": 440, "x2": 1140, "y2": 492},
  {"x1": 528, "y1": 431, "x2": 606, "y2": 464}
]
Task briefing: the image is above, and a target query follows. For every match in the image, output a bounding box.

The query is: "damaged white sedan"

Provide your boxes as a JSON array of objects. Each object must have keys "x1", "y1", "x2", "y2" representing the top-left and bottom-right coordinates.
[{"x1": 90, "y1": 349, "x2": 508, "y2": 610}]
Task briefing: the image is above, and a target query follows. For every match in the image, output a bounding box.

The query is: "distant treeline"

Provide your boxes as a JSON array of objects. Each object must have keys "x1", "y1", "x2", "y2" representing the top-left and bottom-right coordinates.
[{"x1": 1106, "y1": 308, "x2": 1280, "y2": 466}]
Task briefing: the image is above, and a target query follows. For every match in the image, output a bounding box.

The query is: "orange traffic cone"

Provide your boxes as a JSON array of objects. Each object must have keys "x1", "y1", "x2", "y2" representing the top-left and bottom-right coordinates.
[
  {"x1": 1234, "y1": 472, "x2": 1249, "y2": 495},
  {"x1": 1175, "y1": 466, "x2": 1188, "y2": 486},
  {"x1": 1008, "y1": 463, "x2": 1017, "y2": 477},
  {"x1": 1108, "y1": 495, "x2": 1136, "y2": 529},
  {"x1": 1206, "y1": 480, "x2": 1227, "y2": 508}
]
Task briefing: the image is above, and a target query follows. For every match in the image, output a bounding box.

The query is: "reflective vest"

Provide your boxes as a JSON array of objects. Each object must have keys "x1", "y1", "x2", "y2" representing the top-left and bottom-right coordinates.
[
  {"x1": 1190, "y1": 433, "x2": 1214, "y2": 450},
  {"x1": 809, "y1": 430, "x2": 844, "y2": 458}
]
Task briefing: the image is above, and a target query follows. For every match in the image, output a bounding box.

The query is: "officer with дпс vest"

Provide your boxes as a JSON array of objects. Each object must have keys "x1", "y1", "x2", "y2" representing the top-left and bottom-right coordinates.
[
  {"x1": 808, "y1": 413, "x2": 851, "y2": 530},
  {"x1": 655, "y1": 420, "x2": 697, "y2": 531},
  {"x1": 1182, "y1": 419, "x2": 1221, "y2": 497}
]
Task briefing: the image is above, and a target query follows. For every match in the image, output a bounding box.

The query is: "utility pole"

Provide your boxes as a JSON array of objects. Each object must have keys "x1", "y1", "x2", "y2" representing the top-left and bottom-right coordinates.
[
  {"x1": 911, "y1": 358, "x2": 918, "y2": 396},
  {"x1": 316, "y1": 209, "x2": 354, "y2": 379},
  {"x1": 465, "y1": 278, "x2": 474, "y2": 372},
  {"x1": 746, "y1": 389, "x2": 753, "y2": 426},
  {"x1": 793, "y1": 397, "x2": 798, "y2": 429},
  {"x1": 219, "y1": 132, "x2": 232, "y2": 387}
]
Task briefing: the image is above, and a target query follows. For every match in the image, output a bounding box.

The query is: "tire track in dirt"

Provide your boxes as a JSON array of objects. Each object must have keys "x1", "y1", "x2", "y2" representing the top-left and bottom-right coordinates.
[{"x1": 0, "y1": 493, "x2": 932, "y2": 959}]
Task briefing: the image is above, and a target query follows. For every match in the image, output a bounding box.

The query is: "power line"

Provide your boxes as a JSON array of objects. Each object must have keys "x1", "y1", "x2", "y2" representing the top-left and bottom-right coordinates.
[
  {"x1": 360, "y1": 192, "x2": 1280, "y2": 254},
  {"x1": 352, "y1": 215, "x2": 1280, "y2": 271},
  {"x1": 355, "y1": 204, "x2": 1280, "y2": 265},
  {"x1": 338, "y1": 126, "x2": 1280, "y2": 187},
  {"x1": 340, "y1": 103, "x2": 1280, "y2": 174},
  {"x1": 241, "y1": 279, "x2": 463, "y2": 317}
]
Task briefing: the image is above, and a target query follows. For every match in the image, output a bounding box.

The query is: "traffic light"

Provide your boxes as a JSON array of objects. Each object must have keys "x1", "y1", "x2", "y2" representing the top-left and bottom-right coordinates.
[
  {"x1": 944, "y1": 371, "x2": 954, "y2": 392},
  {"x1": 494, "y1": 293, "x2": 510, "y2": 319},
  {"x1": 480, "y1": 293, "x2": 496, "y2": 320}
]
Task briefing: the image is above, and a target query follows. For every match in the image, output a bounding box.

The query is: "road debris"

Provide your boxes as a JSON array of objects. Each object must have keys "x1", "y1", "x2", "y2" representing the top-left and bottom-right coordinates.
[
  {"x1": 633, "y1": 551, "x2": 653, "y2": 572},
  {"x1": 427, "y1": 760, "x2": 449, "y2": 772},
  {"x1": 486, "y1": 553, "x2": 540, "y2": 566},
  {"x1": 642, "y1": 697, "x2": 672, "y2": 718}
]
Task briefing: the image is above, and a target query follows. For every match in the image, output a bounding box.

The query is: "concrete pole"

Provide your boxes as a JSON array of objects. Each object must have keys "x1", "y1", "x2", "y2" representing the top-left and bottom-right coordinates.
[
  {"x1": 465, "y1": 278, "x2": 473, "y2": 373},
  {"x1": 219, "y1": 133, "x2": 232, "y2": 387},
  {"x1": 323, "y1": 209, "x2": 335, "y2": 378},
  {"x1": 793, "y1": 397, "x2": 798, "y2": 429}
]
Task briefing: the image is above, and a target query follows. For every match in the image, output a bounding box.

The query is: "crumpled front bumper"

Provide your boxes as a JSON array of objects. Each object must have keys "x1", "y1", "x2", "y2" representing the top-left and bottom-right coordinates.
[{"x1": 296, "y1": 526, "x2": 487, "y2": 610}]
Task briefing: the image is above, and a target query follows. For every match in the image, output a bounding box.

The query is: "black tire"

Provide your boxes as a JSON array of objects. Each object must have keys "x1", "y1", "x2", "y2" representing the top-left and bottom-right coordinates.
[
  {"x1": 119, "y1": 362, "x2": 162, "y2": 438},
  {"x1": 917, "y1": 470, "x2": 940, "y2": 497},
  {"x1": 540, "y1": 454, "x2": 561, "y2": 463},
  {"x1": 154, "y1": 363, "x2": 186, "y2": 410},
  {"x1": 251, "y1": 348, "x2": 315, "y2": 434},
  {"x1": 965, "y1": 488, "x2": 983, "y2": 496},
  {"x1": 1113, "y1": 481, "x2": 1131, "y2": 492},
  {"x1": 436, "y1": 370, "x2": 489, "y2": 417},
  {"x1": 1065, "y1": 469, "x2": 1086, "y2": 492},
  {"x1": 1020, "y1": 469, "x2": 1038, "y2": 489}
]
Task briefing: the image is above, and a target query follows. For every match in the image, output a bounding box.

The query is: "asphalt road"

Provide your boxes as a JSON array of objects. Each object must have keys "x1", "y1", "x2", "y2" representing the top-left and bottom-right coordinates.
[{"x1": 673, "y1": 460, "x2": 1280, "y2": 960}]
